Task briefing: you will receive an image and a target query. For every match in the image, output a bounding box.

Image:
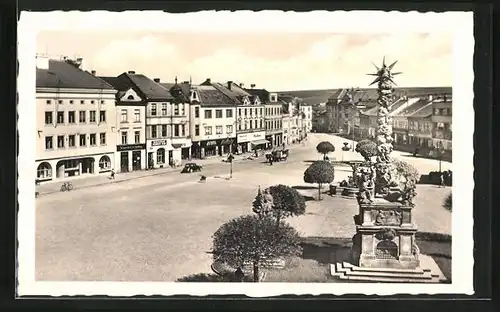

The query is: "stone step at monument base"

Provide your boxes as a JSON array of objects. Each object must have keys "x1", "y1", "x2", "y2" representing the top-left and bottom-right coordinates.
[{"x1": 330, "y1": 255, "x2": 447, "y2": 283}]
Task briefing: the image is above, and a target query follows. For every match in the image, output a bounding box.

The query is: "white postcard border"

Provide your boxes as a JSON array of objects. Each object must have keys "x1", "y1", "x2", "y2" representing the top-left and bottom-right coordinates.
[{"x1": 17, "y1": 10, "x2": 474, "y2": 297}]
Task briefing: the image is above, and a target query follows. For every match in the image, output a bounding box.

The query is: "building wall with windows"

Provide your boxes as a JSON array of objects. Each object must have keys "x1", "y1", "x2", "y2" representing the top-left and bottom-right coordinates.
[
  {"x1": 235, "y1": 104, "x2": 266, "y2": 153},
  {"x1": 264, "y1": 103, "x2": 283, "y2": 147},
  {"x1": 145, "y1": 101, "x2": 191, "y2": 168},
  {"x1": 300, "y1": 105, "x2": 313, "y2": 133},
  {"x1": 36, "y1": 88, "x2": 117, "y2": 182},
  {"x1": 115, "y1": 94, "x2": 147, "y2": 173},
  {"x1": 431, "y1": 99, "x2": 452, "y2": 150},
  {"x1": 196, "y1": 106, "x2": 236, "y2": 156}
]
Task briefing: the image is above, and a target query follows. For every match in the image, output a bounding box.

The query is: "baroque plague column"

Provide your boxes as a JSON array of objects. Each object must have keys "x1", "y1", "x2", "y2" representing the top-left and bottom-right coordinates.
[{"x1": 331, "y1": 58, "x2": 446, "y2": 283}]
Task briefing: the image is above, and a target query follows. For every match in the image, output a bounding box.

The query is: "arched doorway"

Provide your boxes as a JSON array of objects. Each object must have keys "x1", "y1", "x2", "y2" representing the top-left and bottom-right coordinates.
[
  {"x1": 375, "y1": 241, "x2": 398, "y2": 260},
  {"x1": 37, "y1": 162, "x2": 52, "y2": 181},
  {"x1": 99, "y1": 155, "x2": 111, "y2": 172},
  {"x1": 156, "y1": 148, "x2": 165, "y2": 165}
]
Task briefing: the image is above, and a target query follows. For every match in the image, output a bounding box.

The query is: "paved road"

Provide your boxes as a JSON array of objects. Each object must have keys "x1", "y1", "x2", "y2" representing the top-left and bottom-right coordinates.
[{"x1": 35, "y1": 133, "x2": 452, "y2": 282}]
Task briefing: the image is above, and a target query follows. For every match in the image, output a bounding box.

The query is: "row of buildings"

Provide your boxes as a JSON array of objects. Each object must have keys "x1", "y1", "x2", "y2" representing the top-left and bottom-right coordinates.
[
  {"x1": 313, "y1": 87, "x2": 452, "y2": 153},
  {"x1": 35, "y1": 55, "x2": 312, "y2": 182}
]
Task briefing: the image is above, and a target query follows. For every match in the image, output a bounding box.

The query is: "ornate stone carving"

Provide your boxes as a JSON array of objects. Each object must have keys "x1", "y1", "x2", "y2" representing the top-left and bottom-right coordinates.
[
  {"x1": 372, "y1": 209, "x2": 402, "y2": 226},
  {"x1": 412, "y1": 244, "x2": 420, "y2": 260},
  {"x1": 367, "y1": 57, "x2": 401, "y2": 197},
  {"x1": 357, "y1": 166, "x2": 375, "y2": 204},
  {"x1": 400, "y1": 178, "x2": 417, "y2": 206},
  {"x1": 374, "y1": 227, "x2": 397, "y2": 241}
]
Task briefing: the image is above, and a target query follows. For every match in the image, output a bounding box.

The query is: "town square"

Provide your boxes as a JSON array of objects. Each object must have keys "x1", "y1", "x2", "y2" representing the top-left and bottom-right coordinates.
[{"x1": 35, "y1": 132, "x2": 452, "y2": 282}]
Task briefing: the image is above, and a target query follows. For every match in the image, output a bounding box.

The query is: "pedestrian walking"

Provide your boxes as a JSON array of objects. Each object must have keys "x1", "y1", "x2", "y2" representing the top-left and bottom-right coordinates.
[
  {"x1": 110, "y1": 169, "x2": 115, "y2": 180},
  {"x1": 439, "y1": 173, "x2": 445, "y2": 188}
]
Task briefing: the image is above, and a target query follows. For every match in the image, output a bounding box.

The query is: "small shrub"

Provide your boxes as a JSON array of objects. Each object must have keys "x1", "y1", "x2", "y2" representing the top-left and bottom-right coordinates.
[
  {"x1": 443, "y1": 193, "x2": 452, "y2": 211},
  {"x1": 355, "y1": 139, "x2": 378, "y2": 162}
]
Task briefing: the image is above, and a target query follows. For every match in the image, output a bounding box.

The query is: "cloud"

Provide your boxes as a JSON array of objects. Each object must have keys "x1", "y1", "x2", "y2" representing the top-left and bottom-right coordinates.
[{"x1": 90, "y1": 33, "x2": 452, "y2": 90}]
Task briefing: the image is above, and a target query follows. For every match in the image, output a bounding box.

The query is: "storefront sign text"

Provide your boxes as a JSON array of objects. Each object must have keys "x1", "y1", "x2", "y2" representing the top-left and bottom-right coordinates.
[
  {"x1": 151, "y1": 139, "x2": 168, "y2": 147},
  {"x1": 117, "y1": 143, "x2": 146, "y2": 152}
]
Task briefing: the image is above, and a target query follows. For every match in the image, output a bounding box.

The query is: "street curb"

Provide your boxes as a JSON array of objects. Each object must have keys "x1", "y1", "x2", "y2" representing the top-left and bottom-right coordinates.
[
  {"x1": 37, "y1": 168, "x2": 177, "y2": 197},
  {"x1": 36, "y1": 157, "x2": 252, "y2": 197}
]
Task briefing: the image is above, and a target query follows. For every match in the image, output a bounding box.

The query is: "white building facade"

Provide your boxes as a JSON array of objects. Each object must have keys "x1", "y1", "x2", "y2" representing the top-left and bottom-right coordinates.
[
  {"x1": 115, "y1": 89, "x2": 147, "y2": 173},
  {"x1": 189, "y1": 84, "x2": 237, "y2": 158},
  {"x1": 35, "y1": 57, "x2": 117, "y2": 182}
]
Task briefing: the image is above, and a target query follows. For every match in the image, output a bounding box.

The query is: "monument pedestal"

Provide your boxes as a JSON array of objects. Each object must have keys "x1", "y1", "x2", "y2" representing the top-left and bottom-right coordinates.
[{"x1": 331, "y1": 198, "x2": 446, "y2": 283}]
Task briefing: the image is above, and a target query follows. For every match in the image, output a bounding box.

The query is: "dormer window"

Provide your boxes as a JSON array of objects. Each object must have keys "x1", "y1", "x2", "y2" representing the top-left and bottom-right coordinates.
[
  {"x1": 270, "y1": 94, "x2": 277, "y2": 102},
  {"x1": 243, "y1": 96, "x2": 251, "y2": 105},
  {"x1": 190, "y1": 90, "x2": 199, "y2": 103},
  {"x1": 127, "y1": 95, "x2": 134, "y2": 100},
  {"x1": 254, "y1": 97, "x2": 261, "y2": 105}
]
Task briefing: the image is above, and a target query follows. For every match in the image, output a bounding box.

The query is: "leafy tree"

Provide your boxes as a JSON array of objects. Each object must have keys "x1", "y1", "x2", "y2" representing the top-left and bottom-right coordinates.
[
  {"x1": 316, "y1": 141, "x2": 335, "y2": 160},
  {"x1": 253, "y1": 185, "x2": 306, "y2": 226},
  {"x1": 303, "y1": 161, "x2": 335, "y2": 200},
  {"x1": 391, "y1": 159, "x2": 420, "y2": 185},
  {"x1": 443, "y1": 193, "x2": 452, "y2": 211},
  {"x1": 212, "y1": 215, "x2": 302, "y2": 282},
  {"x1": 355, "y1": 139, "x2": 378, "y2": 162}
]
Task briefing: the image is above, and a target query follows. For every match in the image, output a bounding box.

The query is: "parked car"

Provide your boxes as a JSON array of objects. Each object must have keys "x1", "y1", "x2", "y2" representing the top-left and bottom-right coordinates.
[{"x1": 181, "y1": 163, "x2": 203, "y2": 173}]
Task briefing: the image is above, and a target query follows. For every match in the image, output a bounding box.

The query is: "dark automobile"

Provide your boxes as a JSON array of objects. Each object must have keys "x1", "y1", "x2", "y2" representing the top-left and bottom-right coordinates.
[{"x1": 181, "y1": 163, "x2": 203, "y2": 173}]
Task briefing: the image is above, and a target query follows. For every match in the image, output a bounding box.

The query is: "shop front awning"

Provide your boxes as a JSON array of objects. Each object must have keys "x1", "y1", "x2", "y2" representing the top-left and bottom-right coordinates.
[{"x1": 251, "y1": 139, "x2": 270, "y2": 146}]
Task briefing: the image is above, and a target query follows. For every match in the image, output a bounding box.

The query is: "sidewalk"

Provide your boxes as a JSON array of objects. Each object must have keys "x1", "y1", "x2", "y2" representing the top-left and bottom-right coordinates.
[{"x1": 35, "y1": 152, "x2": 263, "y2": 197}]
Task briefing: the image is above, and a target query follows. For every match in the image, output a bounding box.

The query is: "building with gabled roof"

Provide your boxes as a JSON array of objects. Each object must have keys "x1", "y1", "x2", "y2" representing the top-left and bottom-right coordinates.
[
  {"x1": 99, "y1": 72, "x2": 148, "y2": 173},
  {"x1": 189, "y1": 79, "x2": 237, "y2": 158},
  {"x1": 35, "y1": 55, "x2": 117, "y2": 183}
]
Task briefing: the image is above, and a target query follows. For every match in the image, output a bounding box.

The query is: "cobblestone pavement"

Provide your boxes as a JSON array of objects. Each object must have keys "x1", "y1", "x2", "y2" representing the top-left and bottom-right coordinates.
[{"x1": 35, "y1": 134, "x2": 452, "y2": 282}]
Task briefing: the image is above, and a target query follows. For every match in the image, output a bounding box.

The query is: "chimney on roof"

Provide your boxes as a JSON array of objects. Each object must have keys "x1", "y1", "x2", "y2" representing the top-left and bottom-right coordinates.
[
  {"x1": 154, "y1": 78, "x2": 160, "y2": 83},
  {"x1": 91, "y1": 70, "x2": 96, "y2": 76},
  {"x1": 206, "y1": 78, "x2": 211, "y2": 84},
  {"x1": 251, "y1": 84, "x2": 256, "y2": 89},
  {"x1": 227, "y1": 81, "x2": 233, "y2": 90},
  {"x1": 443, "y1": 94, "x2": 447, "y2": 102},
  {"x1": 128, "y1": 71, "x2": 136, "y2": 74},
  {"x1": 35, "y1": 54, "x2": 49, "y2": 70},
  {"x1": 428, "y1": 94, "x2": 433, "y2": 101},
  {"x1": 239, "y1": 83, "x2": 244, "y2": 88}
]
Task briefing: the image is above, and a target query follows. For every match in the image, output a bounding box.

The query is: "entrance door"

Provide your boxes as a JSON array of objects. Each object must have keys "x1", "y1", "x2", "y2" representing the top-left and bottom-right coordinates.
[
  {"x1": 148, "y1": 152, "x2": 154, "y2": 169},
  {"x1": 120, "y1": 152, "x2": 129, "y2": 173},
  {"x1": 168, "y1": 150, "x2": 173, "y2": 166},
  {"x1": 132, "y1": 151, "x2": 142, "y2": 171}
]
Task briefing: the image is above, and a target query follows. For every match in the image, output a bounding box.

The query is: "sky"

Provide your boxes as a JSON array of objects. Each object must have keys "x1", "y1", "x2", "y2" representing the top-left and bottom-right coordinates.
[{"x1": 37, "y1": 31, "x2": 453, "y2": 91}]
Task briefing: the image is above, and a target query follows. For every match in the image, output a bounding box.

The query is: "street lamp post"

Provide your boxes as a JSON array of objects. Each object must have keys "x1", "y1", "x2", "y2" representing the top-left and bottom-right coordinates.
[
  {"x1": 437, "y1": 140, "x2": 445, "y2": 173},
  {"x1": 227, "y1": 153, "x2": 234, "y2": 179}
]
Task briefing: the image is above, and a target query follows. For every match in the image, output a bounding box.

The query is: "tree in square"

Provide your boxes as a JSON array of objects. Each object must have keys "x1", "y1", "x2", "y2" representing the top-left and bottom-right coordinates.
[
  {"x1": 211, "y1": 215, "x2": 302, "y2": 282},
  {"x1": 316, "y1": 141, "x2": 335, "y2": 160},
  {"x1": 253, "y1": 184, "x2": 306, "y2": 226},
  {"x1": 303, "y1": 161, "x2": 335, "y2": 200}
]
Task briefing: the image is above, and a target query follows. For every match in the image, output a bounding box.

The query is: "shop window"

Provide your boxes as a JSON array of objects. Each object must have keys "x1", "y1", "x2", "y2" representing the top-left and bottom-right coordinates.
[
  {"x1": 37, "y1": 162, "x2": 52, "y2": 180},
  {"x1": 157, "y1": 148, "x2": 165, "y2": 164},
  {"x1": 99, "y1": 155, "x2": 111, "y2": 171}
]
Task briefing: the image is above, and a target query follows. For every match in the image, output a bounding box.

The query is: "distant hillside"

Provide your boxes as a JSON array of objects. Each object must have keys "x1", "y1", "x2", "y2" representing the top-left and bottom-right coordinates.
[
  {"x1": 278, "y1": 86, "x2": 452, "y2": 106},
  {"x1": 277, "y1": 89, "x2": 339, "y2": 106}
]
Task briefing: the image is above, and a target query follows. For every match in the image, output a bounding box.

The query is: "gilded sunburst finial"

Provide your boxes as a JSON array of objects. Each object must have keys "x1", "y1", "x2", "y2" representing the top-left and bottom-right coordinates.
[{"x1": 367, "y1": 56, "x2": 402, "y2": 86}]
